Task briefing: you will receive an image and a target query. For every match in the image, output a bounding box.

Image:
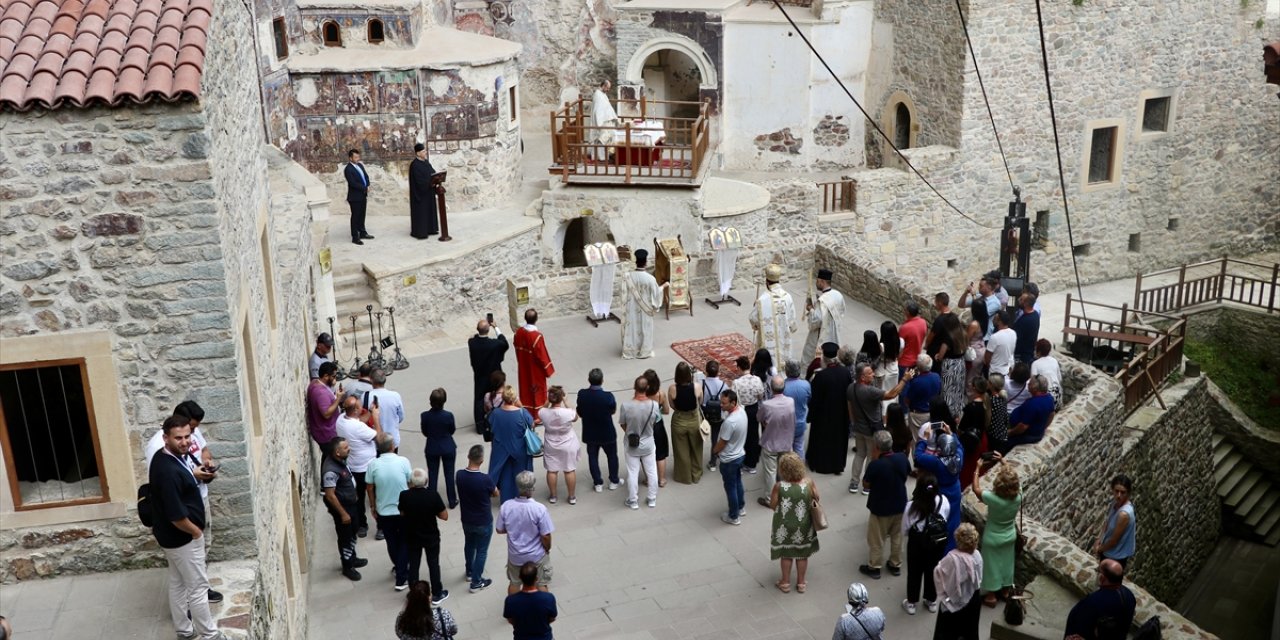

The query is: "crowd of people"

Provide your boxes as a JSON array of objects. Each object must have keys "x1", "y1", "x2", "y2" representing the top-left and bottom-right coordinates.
[{"x1": 280, "y1": 264, "x2": 1143, "y2": 640}]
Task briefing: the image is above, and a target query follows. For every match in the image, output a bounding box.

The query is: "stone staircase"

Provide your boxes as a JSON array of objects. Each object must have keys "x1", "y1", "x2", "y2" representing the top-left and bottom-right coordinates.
[
  {"x1": 330, "y1": 262, "x2": 381, "y2": 366},
  {"x1": 1213, "y1": 433, "x2": 1280, "y2": 546}
]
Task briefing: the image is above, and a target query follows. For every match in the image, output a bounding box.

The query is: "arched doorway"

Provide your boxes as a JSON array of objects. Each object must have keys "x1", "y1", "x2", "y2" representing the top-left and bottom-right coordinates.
[
  {"x1": 894, "y1": 103, "x2": 911, "y2": 149},
  {"x1": 640, "y1": 48, "x2": 703, "y2": 127}
]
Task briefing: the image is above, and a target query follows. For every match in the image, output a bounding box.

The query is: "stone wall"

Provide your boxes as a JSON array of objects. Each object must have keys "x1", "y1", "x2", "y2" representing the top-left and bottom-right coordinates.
[{"x1": 454, "y1": 0, "x2": 617, "y2": 107}]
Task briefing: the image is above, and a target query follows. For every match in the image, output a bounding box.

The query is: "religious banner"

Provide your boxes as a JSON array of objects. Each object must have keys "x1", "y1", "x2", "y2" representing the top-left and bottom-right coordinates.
[
  {"x1": 586, "y1": 242, "x2": 621, "y2": 327},
  {"x1": 655, "y1": 236, "x2": 692, "y2": 318},
  {"x1": 706, "y1": 227, "x2": 742, "y2": 309}
]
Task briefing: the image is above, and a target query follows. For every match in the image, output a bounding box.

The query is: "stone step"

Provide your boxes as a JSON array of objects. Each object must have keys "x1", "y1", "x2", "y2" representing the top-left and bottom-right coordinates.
[
  {"x1": 1237, "y1": 479, "x2": 1271, "y2": 517},
  {"x1": 1211, "y1": 432, "x2": 1224, "y2": 449},
  {"x1": 333, "y1": 271, "x2": 368, "y2": 290},
  {"x1": 1211, "y1": 438, "x2": 1233, "y2": 468},
  {"x1": 1214, "y1": 451, "x2": 1244, "y2": 485},
  {"x1": 1226, "y1": 470, "x2": 1265, "y2": 507},
  {"x1": 1218, "y1": 464, "x2": 1251, "y2": 498},
  {"x1": 1245, "y1": 491, "x2": 1279, "y2": 528},
  {"x1": 1257, "y1": 503, "x2": 1280, "y2": 544}
]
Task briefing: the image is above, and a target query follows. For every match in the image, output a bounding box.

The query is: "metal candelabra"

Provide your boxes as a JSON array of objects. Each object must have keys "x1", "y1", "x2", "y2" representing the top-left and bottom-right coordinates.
[{"x1": 387, "y1": 306, "x2": 409, "y2": 371}]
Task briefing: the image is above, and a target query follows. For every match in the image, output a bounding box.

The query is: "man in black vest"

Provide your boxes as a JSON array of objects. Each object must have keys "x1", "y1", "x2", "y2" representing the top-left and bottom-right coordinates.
[
  {"x1": 149, "y1": 415, "x2": 226, "y2": 640},
  {"x1": 322, "y1": 436, "x2": 369, "y2": 581},
  {"x1": 344, "y1": 149, "x2": 374, "y2": 245},
  {"x1": 468, "y1": 317, "x2": 508, "y2": 431}
]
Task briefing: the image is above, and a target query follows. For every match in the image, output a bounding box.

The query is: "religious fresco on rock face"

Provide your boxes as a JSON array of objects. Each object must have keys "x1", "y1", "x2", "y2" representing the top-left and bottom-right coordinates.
[
  {"x1": 296, "y1": 114, "x2": 422, "y2": 168},
  {"x1": 454, "y1": 10, "x2": 493, "y2": 36},
  {"x1": 335, "y1": 73, "x2": 378, "y2": 113},
  {"x1": 262, "y1": 73, "x2": 294, "y2": 145},
  {"x1": 378, "y1": 70, "x2": 420, "y2": 113},
  {"x1": 292, "y1": 74, "x2": 336, "y2": 115},
  {"x1": 421, "y1": 69, "x2": 488, "y2": 106},
  {"x1": 427, "y1": 104, "x2": 480, "y2": 141}
]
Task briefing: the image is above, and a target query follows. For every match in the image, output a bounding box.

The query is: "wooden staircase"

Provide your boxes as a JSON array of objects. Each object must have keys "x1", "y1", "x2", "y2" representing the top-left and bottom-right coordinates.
[{"x1": 1213, "y1": 433, "x2": 1280, "y2": 546}]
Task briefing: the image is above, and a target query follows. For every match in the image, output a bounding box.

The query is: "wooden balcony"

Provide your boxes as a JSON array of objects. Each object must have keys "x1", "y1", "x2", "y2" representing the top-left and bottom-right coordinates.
[{"x1": 549, "y1": 96, "x2": 713, "y2": 187}]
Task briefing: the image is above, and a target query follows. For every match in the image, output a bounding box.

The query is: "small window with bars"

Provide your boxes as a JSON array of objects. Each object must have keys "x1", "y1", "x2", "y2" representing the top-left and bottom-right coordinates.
[{"x1": 0, "y1": 360, "x2": 108, "y2": 509}]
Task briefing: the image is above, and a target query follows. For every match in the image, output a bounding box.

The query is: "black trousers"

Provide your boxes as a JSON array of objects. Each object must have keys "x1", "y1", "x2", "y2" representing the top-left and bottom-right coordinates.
[
  {"x1": 328, "y1": 505, "x2": 358, "y2": 570},
  {"x1": 933, "y1": 591, "x2": 982, "y2": 640},
  {"x1": 707, "y1": 418, "x2": 724, "y2": 463},
  {"x1": 744, "y1": 403, "x2": 761, "y2": 469},
  {"x1": 352, "y1": 471, "x2": 369, "y2": 532},
  {"x1": 906, "y1": 531, "x2": 943, "y2": 603},
  {"x1": 587, "y1": 441, "x2": 620, "y2": 486},
  {"x1": 426, "y1": 451, "x2": 457, "y2": 506},
  {"x1": 406, "y1": 538, "x2": 443, "y2": 596},
  {"x1": 349, "y1": 200, "x2": 367, "y2": 240}
]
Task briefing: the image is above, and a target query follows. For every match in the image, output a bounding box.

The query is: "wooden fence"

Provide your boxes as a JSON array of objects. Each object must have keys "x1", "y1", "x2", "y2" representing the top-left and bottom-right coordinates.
[
  {"x1": 548, "y1": 96, "x2": 711, "y2": 186},
  {"x1": 1062, "y1": 295, "x2": 1186, "y2": 414},
  {"x1": 817, "y1": 179, "x2": 857, "y2": 213},
  {"x1": 1134, "y1": 256, "x2": 1279, "y2": 315}
]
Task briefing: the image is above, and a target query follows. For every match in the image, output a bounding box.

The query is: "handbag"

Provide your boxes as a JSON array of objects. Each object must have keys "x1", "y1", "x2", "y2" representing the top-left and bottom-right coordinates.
[
  {"x1": 964, "y1": 346, "x2": 978, "y2": 362},
  {"x1": 1003, "y1": 588, "x2": 1033, "y2": 625},
  {"x1": 810, "y1": 483, "x2": 829, "y2": 531},
  {"x1": 523, "y1": 415, "x2": 543, "y2": 457}
]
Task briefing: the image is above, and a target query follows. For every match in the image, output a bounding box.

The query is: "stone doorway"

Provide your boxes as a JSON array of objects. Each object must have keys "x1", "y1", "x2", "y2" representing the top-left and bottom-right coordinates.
[{"x1": 640, "y1": 48, "x2": 703, "y2": 139}]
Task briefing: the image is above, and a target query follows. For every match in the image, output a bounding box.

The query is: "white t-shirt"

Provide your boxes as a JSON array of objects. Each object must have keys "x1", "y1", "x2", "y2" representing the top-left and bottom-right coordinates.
[
  {"x1": 987, "y1": 328, "x2": 1017, "y2": 376},
  {"x1": 144, "y1": 428, "x2": 210, "y2": 499},
  {"x1": 337, "y1": 414, "x2": 377, "y2": 472},
  {"x1": 1031, "y1": 356, "x2": 1062, "y2": 394},
  {"x1": 365, "y1": 388, "x2": 405, "y2": 447}
]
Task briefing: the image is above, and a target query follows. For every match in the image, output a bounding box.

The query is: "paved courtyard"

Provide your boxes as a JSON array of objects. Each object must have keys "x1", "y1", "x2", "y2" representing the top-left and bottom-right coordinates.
[{"x1": 305, "y1": 281, "x2": 1000, "y2": 639}]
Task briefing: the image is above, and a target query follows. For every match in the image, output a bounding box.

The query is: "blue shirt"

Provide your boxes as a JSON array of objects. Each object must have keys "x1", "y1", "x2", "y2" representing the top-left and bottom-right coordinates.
[
  {"x1": 901, "y1": 371, "x2": 941, "y2": 414},
  {"x1": 1012, "y1": 310, "x2": 1041, "y2": 363},
  {"x1": 862, "y1": 452, "x2": 910, "y2": 516},
  {"x1": 456, "y1": 467, "x2": 496, "y2": 526},
  {"x1": 782, "y1": 377, "x2": 811, "y2": 427},
  {"x1": 504, "y1": 590, "x2": 557, "y2": 640},
  {"x1": 1008, "y1": 393, "x2": 1055, "y2": 447},
  {"x1": 1102, "y1": 502, "x2": 1136, "y2": 561},
  {"x1": 983, "y1": 294, "x2": 1001, "y2": 338},
  {"x1": 365, "y1": 453, "x2": 412, "y2": 516}
]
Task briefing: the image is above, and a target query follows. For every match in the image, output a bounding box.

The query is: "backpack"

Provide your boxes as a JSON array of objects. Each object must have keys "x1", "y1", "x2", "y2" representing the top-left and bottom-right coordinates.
[
  {"x1": 701, "y1": 379, "x2": 723, "y2": 422},
  {"x1": 137, "y1": 483, "x2": 154, "y2": 527},
  {"x1": 922, "y1": 510, "x2": 948, "y2": 546}
]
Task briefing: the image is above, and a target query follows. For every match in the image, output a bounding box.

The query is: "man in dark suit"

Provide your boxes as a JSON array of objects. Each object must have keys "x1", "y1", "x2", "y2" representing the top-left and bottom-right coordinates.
[
  {"x1": 576, "y1": 368, "x2": 619, "y2": 492},
  {"x1": 344, "y1": 149, "x2": 374, "y2": 245},
  {"x1": 468, "y1": 318, "x2": 508, "y2": 432}
]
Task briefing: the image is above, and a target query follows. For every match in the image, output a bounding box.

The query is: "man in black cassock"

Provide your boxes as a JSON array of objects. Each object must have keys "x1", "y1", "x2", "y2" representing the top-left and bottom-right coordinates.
[
  {"x1": 468, "y1": 317, "x2": 508, "y2": 431},
  {"x1": 408, "y1": 143, "x2": 438, "y2": 239},
  {"x1": 805, "y1": 342, "x2": 853, "y2": 475}
]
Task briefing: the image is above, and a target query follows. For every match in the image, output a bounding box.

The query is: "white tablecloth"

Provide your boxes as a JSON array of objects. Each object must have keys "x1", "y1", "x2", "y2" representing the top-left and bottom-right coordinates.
[{"x1": 611, "y1": 119, "x2": 665, "y2": 147}]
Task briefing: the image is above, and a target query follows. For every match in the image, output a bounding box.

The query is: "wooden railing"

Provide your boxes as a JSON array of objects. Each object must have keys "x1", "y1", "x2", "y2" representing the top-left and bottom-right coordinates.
[
  {"x1": 1134, "y1": 256, "x2": 1279, "y2": 315},
  {"x1": 817, "y1": 179, "x2": 857, "y2": 213},
  {"x1": 549, "y1": 95, "x2": 712, "y2": 185},
  {"x1": 1062, "y1": 295, "x2": 1186, "y2": 414}
]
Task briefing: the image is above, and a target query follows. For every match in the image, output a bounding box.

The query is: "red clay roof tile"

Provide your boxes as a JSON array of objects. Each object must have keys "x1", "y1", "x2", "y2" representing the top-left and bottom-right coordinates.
[{"x1": 1, "y1": 0, "x2": 208, "y2": 111}]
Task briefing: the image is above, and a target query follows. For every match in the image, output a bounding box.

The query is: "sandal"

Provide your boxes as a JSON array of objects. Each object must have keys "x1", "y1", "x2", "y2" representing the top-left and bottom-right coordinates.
[
  {"x1": 775, "y1": 580, "x2": 791, "y2": 593},
  {"x1": 658, "y1": 481, "x2": 667, "y2": 488},
  {"x1": 982, "y1": 594, "x2": 998, "y2": 608},
  {"x1": 796, "y1": 583, "x2": 807, "y2": 594}
]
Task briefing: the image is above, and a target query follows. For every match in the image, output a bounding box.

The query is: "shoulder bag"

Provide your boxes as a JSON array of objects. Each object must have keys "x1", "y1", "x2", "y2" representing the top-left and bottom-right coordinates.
[
  {"x1": 809, "y1": 481, "x2": 829, "y2": 532},
  {"x1": 523, "y1": 413, "x2": 543, "y2": 457},
  {"x1": 627, "y1": 401, "x2": 656, "y2": 449},
  {"x1": 436, "y1": 607, "x2": 454, "y2": 639}
]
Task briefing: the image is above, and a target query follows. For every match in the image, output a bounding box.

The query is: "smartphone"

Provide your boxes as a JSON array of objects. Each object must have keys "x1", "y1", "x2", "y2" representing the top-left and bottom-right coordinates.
[
  {"x1": 203, "y1": 464, "x2": 221, "y2": 473},
  {"x1": 486, "y1": 312, "x2": 494, "y2": 324}
]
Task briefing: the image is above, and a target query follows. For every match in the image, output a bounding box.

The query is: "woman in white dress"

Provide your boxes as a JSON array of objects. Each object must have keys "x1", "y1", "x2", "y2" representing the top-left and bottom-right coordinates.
[{"x1": 538, "y1": 386, "x2": 581, "y2": 505}]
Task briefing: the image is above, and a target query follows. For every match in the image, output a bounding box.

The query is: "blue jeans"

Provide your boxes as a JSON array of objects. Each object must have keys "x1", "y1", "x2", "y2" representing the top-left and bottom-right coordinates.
[
  {"x1": 719, "y1": 457, "x2": 745, "y2": 519},
  {"x1": 462, "y1": 522, "x2": 493, "y2": 587},
  {"x1": 379, "y1": 514, "x2": 409, "y2": 586},
  {"x1": 792, "y1": 423, "x2": 807, "y2": 458}
]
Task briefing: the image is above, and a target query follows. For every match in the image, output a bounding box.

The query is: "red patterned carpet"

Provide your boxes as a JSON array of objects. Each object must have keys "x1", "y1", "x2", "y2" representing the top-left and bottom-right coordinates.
[{"x1": 670, "y1": 333, "x2": 756, "y2": 382}]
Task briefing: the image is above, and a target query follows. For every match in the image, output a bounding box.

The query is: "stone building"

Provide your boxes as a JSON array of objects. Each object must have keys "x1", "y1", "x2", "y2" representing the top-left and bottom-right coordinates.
[
  {"x1": 254, "y1": 0, "x2": 526, "y2": 213},
  {"x1": 0, "y1": 0, "x2": 329, "y2": 636}
]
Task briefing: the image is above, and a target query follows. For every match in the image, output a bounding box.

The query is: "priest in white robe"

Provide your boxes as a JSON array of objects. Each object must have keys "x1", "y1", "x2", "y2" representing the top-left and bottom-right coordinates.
[
  {"x1": 621, "y1": 249, "x2": 666, "y2": 359},
  {"x1": 591, "y1": 80, "x2": 619, "y2": 147},
  {"x1": 749, "y1": 263, "x2": 797, "y2": 366},
  {"x1": 802, "y1": 268, "x2": 846, "y2": 363}
]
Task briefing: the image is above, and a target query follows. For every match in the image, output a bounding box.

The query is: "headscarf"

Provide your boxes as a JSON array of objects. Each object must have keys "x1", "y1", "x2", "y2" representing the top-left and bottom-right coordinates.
[{"x1": 935, "y1": 432, "x2": 962, "y2": 476}]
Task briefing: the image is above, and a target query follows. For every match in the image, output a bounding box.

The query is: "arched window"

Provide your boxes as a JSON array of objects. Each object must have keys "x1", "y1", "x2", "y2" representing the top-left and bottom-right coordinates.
[
  {"x1": 322, "y1": 21, "x2": 341, "y2": 47},
  {"x1": 367, "y1": 19, "x2": 385, "y2": 44},
  {"x1": 894, "y1": 102, "x2": 911, "y2": 150}
]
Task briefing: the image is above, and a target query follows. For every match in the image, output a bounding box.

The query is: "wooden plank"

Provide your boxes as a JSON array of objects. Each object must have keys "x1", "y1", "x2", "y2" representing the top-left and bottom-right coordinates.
[{"x1": 1061, "y1": 327, "x2": 1156, "y2": 345}]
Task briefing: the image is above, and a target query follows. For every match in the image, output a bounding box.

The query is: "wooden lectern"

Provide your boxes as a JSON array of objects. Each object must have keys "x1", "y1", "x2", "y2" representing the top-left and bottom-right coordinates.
[
  {"x1": 432, "y1": 171, "x2": 450, "y2": 241},
  {"x1": 654, "y1": 236, "x2": 693, "y2": 319}
]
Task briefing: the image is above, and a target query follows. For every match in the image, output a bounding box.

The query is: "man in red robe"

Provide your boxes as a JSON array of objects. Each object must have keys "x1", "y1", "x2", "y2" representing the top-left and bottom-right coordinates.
[{"x1": 513, "y1": 308, "x2": 555, "y2": 421}]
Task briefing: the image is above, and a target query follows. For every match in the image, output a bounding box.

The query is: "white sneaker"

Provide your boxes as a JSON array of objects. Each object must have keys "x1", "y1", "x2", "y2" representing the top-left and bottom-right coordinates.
[
  {"x1": 594, "y1": 484, "x2": 603, "y2": 493},
  {"x1": 608, "y1": 482, "x2": 619, "y2": 491},
  {"x1": 925, "y1": 599, "x2": 938, "y2": 613},
  {"x1": 625, "y1": 498, "x2": 639, "y2": 510},
  {"x1": 901, "y1": 599, "x2": 917, "y2": 615},
  {"x1": 720, "y1": 512, "x2": 741, "y2": 525},
  {"x1": 647, "y1": 498, "x2": 656, "y2": 508}
]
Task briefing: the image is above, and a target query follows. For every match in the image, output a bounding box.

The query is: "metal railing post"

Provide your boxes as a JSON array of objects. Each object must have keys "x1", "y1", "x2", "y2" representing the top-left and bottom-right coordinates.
[
  {"x1": 1270, "y1": 263, "x2": 1279, "y2": 313},
  {"x1": 1062, "y1": 293, "x2": 1072, "y2": 347},
  {"x1": 1217, "y1": 254, "x2": 1228, "y2": 304}
]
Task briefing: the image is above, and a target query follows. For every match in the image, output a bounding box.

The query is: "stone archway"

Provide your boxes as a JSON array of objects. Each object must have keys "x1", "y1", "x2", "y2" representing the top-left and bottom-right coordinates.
[
  {"x1": 623, "y1": 36, "x2": 717, "y2": 118},
  {"x1": 881, "y1": 90, "x2": 919, "y2": 151}
]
